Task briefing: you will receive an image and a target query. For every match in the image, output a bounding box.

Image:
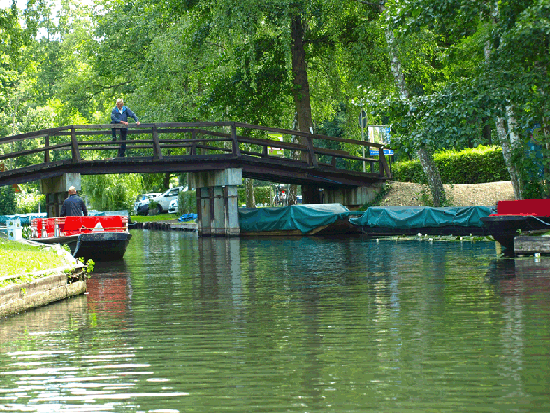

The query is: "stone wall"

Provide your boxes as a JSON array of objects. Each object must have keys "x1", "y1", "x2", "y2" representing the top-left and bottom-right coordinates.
[{"x1": 0, "y1": 268, "x2": 87, "y2": 318}]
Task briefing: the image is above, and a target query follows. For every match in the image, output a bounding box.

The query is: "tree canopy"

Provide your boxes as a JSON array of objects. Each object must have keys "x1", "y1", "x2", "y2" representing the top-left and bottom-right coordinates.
[{"x1": 1, "y1": 0, "x2": 549, "y2": 209}]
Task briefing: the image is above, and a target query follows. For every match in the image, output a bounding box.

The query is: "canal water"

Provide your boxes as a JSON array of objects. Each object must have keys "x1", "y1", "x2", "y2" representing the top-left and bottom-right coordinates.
[{"x1": 1, "y1": 230, "x2": 550, "y2": 412}]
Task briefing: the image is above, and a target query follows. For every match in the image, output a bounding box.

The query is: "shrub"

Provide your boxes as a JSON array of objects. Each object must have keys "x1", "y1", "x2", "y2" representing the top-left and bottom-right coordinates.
[
  {"x1": 178, "y1": 190, "x2": 197, "y2": 214},
  {"x1": 0, "y1": 186, "x2": 16, "y2": 215},
  {"x1": 392, "y1": 146, "x2": 508, "y2": 184},
  {"x1": 237, "y1": 186, "x2": 272, "y2": 206}
]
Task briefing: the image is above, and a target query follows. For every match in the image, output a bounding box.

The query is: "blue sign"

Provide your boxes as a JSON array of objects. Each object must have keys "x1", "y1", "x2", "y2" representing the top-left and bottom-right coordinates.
[{"x1": 370, "y1": 149, "x2": 394, "y2": 156}]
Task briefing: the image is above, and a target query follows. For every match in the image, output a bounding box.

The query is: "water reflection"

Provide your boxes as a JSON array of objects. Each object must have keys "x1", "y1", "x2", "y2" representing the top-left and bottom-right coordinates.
[{"x1": 1, "y1": 232, "x2": 550, "y2": 412}]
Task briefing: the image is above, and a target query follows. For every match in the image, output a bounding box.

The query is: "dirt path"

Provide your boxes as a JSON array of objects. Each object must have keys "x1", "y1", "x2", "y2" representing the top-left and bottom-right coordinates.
[{"x1": 379, "y1": 181, "x2": 515, "y2": 207}]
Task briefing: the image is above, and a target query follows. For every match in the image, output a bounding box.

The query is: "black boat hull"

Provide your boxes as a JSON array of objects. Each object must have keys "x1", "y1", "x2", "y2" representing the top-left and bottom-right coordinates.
[
  {"x1": 358, "y1": 225, "x2": 489, "y2": 237},
  {"x1": 480, "y1": 215, "x2": 550, "y2": 252},
  {"x1": 32, "y1": 232, "x2": 132, "y2": 261}
]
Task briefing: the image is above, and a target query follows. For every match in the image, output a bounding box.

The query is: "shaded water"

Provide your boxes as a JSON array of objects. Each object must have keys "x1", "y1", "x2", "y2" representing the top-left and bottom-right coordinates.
[{"x1": 1, "y1": 230, "x2": 550, "y2": 412}]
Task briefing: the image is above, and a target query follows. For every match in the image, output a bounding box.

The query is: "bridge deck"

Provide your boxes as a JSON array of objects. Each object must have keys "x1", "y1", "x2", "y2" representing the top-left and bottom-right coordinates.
[{"x1": 0, "y1": 122, "x2": 391, "y2": 188}]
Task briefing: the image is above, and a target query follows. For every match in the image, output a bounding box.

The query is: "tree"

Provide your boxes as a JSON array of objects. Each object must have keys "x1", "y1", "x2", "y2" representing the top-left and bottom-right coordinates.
[
  {"x1": 0, "y1": 186, "x2": 16, "y2": 215},
  {"x1": 380, "y1": 0, "x2": 550, "y2": 199}
]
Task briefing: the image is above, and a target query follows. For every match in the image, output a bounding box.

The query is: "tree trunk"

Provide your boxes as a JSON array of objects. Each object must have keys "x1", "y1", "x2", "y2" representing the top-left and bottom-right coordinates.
[
  {"x1": 496, "y1": 115, "x2": 522, "y2": 199},
  {"x1": 290, "y1": 12, "x2": 320, "y2": 204},
  {"x1": 163, "y1": 173, "x2": 171, "y2": 190},
  {"x1": 245, "y1": 178, "x2": 256, "y2": 208},
  {"x1": 382, "y1": 4, "x2": 445, "y2": 206},
  {"x1": 417, "y1": 146, "x2": 445, "y2": 206},
  {"x1": 486, "y1": 5, "x2": 522, "y2": 200},
  {"x1": 287, "y1": 114, "x2": 299, "y2": 206}
]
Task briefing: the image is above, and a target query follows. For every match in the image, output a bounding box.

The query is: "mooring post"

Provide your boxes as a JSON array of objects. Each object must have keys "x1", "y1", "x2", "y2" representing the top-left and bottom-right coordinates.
[{"x1": 190, "y1": 168, "x2": 242, "y2": 237}]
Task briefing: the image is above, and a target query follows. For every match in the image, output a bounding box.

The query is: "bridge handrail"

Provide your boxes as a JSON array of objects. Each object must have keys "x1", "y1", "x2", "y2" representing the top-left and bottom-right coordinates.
[{"x1": 0, "y1": 121, "x2": 392, "y2": 184}]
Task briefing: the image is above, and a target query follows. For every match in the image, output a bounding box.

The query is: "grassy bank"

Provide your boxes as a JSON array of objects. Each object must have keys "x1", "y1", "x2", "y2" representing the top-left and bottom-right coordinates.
[
  {"x1": 131, "y1": 214, "x2": 178, "y2": 223},
  {"x1": 0, "y1": 238, "x2": 75, "y2": 288}
]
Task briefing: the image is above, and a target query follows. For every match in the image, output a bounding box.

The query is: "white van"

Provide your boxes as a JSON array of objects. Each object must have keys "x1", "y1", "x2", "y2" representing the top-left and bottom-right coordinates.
[{"x1": 153, "y1": 186, "x2": 187, "y2": 213}]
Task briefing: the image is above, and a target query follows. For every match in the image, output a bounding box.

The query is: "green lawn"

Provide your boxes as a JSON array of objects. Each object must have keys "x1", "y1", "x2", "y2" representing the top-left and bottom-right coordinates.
[
  {"x1": 0, "y1": 238, "x2": 74, "y2": 287},
  {"x1": 130, "y1": 214, "x2": 178, "y2": 223}
]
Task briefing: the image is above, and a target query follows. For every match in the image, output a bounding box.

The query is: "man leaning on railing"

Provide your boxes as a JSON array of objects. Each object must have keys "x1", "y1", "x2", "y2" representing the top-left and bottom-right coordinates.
[{"x1": 110, "y1": 98, "x2": 140, "y2": 158}]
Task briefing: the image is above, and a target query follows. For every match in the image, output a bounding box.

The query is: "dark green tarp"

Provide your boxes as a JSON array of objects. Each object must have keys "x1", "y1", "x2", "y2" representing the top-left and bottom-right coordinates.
[
  {"x1": 349, "y1": 206, "x2": 494, "y2": 229},
  {"x1": 239, "y1": 204, "x2": 356, "y2": 233}
]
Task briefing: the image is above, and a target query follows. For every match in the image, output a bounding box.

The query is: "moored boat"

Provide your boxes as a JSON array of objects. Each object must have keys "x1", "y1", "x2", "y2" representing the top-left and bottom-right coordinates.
[
  {"x1": 30, "y1": 216, "x2": 132, "y2": 261},
  {"x1": 238, "y1": 204, "x2": 363, "y2": 236},
  {"x1": 480, "y1": 199, "x2": 550, "y2": 253},
  {"x1": 349, "y1": 205, "x2": 493, "y2": 237}
]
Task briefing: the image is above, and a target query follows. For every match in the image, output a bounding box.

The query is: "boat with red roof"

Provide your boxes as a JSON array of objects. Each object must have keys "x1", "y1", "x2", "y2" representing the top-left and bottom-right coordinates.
[
  {"x1": 30, "y1": 215, "x2": 132, "y2": 261},
  {"x1": 480, "y1": 199, "x2": 550, "y2": 253}
]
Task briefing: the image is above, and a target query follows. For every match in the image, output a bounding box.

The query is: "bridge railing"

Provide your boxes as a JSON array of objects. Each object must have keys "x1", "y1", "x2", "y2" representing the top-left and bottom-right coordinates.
[{"x1": 0, "y1": 121, "x2": 391, "y2": 178}]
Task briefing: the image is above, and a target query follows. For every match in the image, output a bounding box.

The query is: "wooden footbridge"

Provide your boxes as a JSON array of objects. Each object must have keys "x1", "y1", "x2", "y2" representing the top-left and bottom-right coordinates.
[
  {"x1": 0, "y1": 122, "x2": 391, "y2": 235},
  {"x1": 0, "y1": 121, "x2": 390, "y2": 188}
]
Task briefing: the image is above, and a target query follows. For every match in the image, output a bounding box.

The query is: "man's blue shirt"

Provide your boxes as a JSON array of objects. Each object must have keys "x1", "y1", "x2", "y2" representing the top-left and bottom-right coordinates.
[{"x1": 111, "y1": 106, "x2": 139, "y2": 124}]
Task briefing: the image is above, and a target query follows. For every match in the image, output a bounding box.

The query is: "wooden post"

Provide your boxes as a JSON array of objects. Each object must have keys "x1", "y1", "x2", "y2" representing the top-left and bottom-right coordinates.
[
  {"x1": 70, "y1": 127, "x2": 81, "y2": 163},
  {"x1": 305, "y1": 136, "x2": 318, "y2": 166},
  {"x1": 44, "y1": 135, "x2": 50, "y2": 163},
  {"x1": 231, "y1": 123, "x2": 241, "y2": 157},
  {"x1": 190, "y1": 130, "x2": 197, "y2": 155},
  {"x1": 379, "y1": 147, "x2": 391, "y2": 178},
  {"x1": 152, "y1": 125, "x2": 163, "y2": 160}
]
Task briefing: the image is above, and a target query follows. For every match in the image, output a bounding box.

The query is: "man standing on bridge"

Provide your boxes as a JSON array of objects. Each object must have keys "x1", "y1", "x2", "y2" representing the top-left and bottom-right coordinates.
[
  {"x1": 60, "y1": 186, "x2": 88, "y2": 217},
  {"x1": 111, "y1": 98, "x2": 140, "y2": 157}
]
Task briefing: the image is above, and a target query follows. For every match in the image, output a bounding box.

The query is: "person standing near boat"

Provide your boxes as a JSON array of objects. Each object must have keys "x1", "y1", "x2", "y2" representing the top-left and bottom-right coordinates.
[
  {"x1": 60, "y1": 186, "x2": 88, "y2": 217},
  {"x1": 111, "y1": 98, "x2": 140, "y2": 157}
]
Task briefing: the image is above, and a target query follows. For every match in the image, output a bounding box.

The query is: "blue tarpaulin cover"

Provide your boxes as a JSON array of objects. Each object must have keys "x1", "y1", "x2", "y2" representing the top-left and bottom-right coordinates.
[
  {"x1": 239, "y1": 204, "x2": 355, "y2": 233},
  {"x1": 349, "y1": 206, "x2": 494, "y2": 229},
  {"x1": 179, "y1": 213, "x2": 198, "y2": 222}
]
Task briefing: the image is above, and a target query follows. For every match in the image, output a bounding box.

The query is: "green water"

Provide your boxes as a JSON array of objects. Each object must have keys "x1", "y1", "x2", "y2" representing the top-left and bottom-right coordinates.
[{"x1": 1, "y1": 230, "x2": 549, "y2": 412}]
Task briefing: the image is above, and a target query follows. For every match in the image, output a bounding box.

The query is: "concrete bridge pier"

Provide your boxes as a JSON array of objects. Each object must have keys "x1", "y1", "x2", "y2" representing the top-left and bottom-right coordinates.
[
  {"x1": 40, "y1": 173, "x2": 82, "y2": 217},
  {"x1": 324, "y1": 183, "x2": 385, "y2": 210},
  {"x1": 190, "y1": 168, "x2": 242, "y2": 237}
]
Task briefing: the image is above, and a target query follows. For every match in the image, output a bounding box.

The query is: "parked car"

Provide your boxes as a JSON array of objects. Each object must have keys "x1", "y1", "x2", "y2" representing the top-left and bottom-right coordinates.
[
  {"x1": 152, "y1": 186, "x2": 187, "y2": 213},
  {"x1": 168, "y1": 198, "x2": 178, "y2": 214},
  {"x1": 134, "y1": 193, "x2": 162, "y2": 215}
]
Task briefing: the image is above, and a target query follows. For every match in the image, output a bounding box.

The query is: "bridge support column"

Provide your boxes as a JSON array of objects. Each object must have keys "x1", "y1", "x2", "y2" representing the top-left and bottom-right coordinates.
[
  {"x1": 190, "y1": 168, "x2": 242, "y2": 237},
  {"x1": 40, "y1": 173, "x2": 82, "y2": 217},
  {"x1": 324, "y1": 183, "x2": 385, "y2": 210}
]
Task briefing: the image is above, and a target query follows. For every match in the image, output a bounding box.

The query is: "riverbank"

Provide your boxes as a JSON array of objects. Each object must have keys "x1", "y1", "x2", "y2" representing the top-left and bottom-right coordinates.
[
  {"x1": 379, "y1": 181, "x2": 515, "y2": 207},
  {"x1": 0, "y1": 236, "x2": 87, "y2": 317}
]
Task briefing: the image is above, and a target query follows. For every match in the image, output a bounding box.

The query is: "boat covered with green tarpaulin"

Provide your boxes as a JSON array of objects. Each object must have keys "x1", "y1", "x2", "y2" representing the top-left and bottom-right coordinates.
[
  {"x1": 238, "y1": 204, "x2": 362, "y2": 236},
  {"x1": 349, "y1": 206, "x2": 494, "y2": 236}
]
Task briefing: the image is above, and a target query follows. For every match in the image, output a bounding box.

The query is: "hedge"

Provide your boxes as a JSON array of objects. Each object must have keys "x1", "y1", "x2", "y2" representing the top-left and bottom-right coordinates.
[{"x1": 392, "y1": 145, "x2": 509, "y2": 184}]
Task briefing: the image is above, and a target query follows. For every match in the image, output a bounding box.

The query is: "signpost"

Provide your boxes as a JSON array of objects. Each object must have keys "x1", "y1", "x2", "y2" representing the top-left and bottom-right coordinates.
[{"x1": 359, "y1": 110, "x2": 368, "y2": 172}]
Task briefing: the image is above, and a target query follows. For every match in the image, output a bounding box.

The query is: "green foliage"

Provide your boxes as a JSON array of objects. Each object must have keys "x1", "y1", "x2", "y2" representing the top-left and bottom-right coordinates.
[
  {"x1": 0, "y1": 186, "x2": 17, "y2": 215},
  {"x1": 86, "y1": 259, "x2": 95, "y2": 274},
  {"x1": 148, "y1": 200, "x2": 160, "y2": 215},
  {"x1": 392, "y1": 146, "x2": 508, "y2": 184},
  {"x1": 16, "y1": 188, "x2": 44, "y2": 214},
  {"x1": 179, "y1": 190, "x2": 197, "y2": 215},
  {"x1": 83, "y1": 174, "x2": 143, "y2": 212},
  {"x1": 237, "y1": 186, "x2": 271, "y2": 206}
]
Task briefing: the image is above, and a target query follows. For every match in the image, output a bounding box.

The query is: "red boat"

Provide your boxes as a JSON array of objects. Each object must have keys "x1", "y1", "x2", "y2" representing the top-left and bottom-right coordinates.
[
  {"x1": 480, "y1": 199, "x2": 550, "y2": 253},
  {"x1": 31, "y1": 216, "x2": 132, "y2": 261}
]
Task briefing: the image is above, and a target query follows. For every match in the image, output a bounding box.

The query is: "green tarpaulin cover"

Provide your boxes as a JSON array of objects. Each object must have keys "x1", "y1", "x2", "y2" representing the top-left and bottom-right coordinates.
[
  {"x1": 0, "y1": 213, "x2": 46, "y2": 225},
  {"x1": 239, "y1": 204, "x2": 355, "y2": 233},
  {"x1": 349, "y1": 206, "x2": 494, "y2": 229}
]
